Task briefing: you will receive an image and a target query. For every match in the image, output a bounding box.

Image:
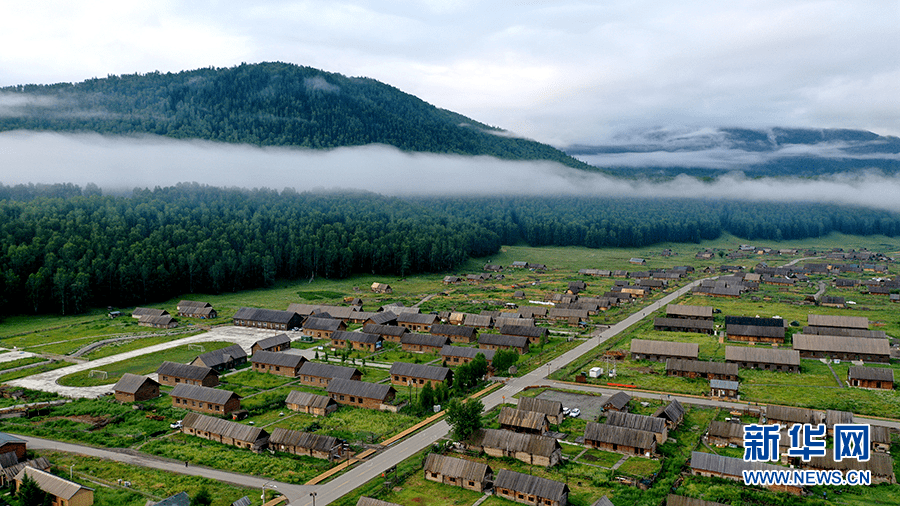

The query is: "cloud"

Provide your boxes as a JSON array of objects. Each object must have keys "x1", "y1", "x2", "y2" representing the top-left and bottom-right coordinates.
[
  {"x1": 0, "y1": 93, "x2": 60, "y2": 116},
  {"x1": 3, "y1": 132, "x2": 900, "y2": 213}
]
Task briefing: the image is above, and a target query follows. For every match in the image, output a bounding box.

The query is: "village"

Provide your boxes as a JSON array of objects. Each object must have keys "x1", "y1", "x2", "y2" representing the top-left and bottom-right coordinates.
[{"x1": 0, "y1": 241, "x2": 898, "y2": 506}]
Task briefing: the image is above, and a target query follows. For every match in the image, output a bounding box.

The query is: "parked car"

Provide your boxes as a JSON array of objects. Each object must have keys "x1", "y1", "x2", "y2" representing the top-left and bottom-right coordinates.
[
  {"x1": 569, "y1": 408, "x2": 581, "y2": 418},
  {"x1": 170, "y1": 420, "x2": 183, "y2": 429},
  {"x1": 562, "y1": 407, "x2": 571, "y2": 416}
]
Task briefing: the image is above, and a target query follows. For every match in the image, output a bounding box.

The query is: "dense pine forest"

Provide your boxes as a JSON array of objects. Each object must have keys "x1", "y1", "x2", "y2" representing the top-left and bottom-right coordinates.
[
  {"x1": 0, "y1": 62, "x2": 595, "y2": 171},
  {"x1": 3, "y1": 182, "x2": 900, "y2": 316}
]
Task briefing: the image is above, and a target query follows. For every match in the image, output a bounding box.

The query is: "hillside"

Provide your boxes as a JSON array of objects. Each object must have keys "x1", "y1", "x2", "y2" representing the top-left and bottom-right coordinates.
[
  {"x1": 566, "y1": 127, "x2": 900, "y2": 177},
  {"x1": 0, "y1": 62, "x2": 596, "y2": 171}
]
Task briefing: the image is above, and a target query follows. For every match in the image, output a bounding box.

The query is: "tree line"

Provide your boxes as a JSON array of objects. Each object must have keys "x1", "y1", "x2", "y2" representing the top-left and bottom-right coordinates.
[{"x1": 2, "y1": 183, "x2": 900, "y2": 316}]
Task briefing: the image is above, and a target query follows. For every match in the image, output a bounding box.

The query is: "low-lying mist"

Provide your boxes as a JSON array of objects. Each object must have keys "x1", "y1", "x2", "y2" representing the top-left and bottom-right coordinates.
[{"x1": 3, "y1": 130, "x2": 900, "y2": 212}]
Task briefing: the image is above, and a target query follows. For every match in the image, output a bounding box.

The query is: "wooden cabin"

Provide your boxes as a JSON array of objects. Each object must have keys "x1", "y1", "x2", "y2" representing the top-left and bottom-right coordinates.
[
  {"x1": 430, "y1": 324, "x2": 478, "y2": 343},
  {"x1": 493, "y1": 469, "x2": 568, "y2": 506},
  {"x1": 584, "y1": 422, "x2": 656, "y2": 456},
  {"x1": 389, "y1": 362, "x2": 452, "y2": 388},
  {"x1": 848, "y1": 366, "x2": 894, "y2": 390},
  {"x1": 478, "y1": 334, "x2": 530, "y2": 354},
  {"x1": 15, "y1": 467, "x2": 93, "y2": 506},
  {"x1": 724, "y1": 346, "x2": 800, "y2": 373},
  {"x1": 423, "y1": 453, "x2": 492, "y2": 492},
  {"x1": 326, "y1": 378, "x2": 396, "y2": 410},
  {"x1": 630, "y1": 339, "x2": 698, "y2": 362},
  {"x1": 401, "y1": 334, "x2": 450, "y2": 353},
  {"x1": 284, "y1": 390, "x2": 338, "y2": 417},
  {"x1": 113, "y1": 373, "x2": 160, "y2": 403},
  {"x1": 181, "y1": 412, "x2": 269, "y2": 451},
  {"x1": 233, "y1": 307, "x2": 303, "y2": 331},
  {"x1": 467, "y1": 428, "x2": 561, "y2": 467},
  {"x1": 170, "y1": 384, "x2": 241, "y2": 415},
  {"x1": 156, "y1": 361, "x2": 219, "y2": 387},
  {"x1": 517, "y1": 397, "x2": 563, "y2": 425},
  {"x1": 268, "y1": 427, "x2": 344, "y2": 461},
  {"x1": 251, "y1": 350, "x2": 307, "y2": 378},
  {"x1": 440, "y1": 345, "x2": 495, "y2": 366},
  {"x1": 297, "y1": 362, "x2": 362, "y2": 388},
  {"x1": 251, "y1": 334, "x2": 291, "y2": 354},
  {"x1": 498, "y1": 407, "x2": 549, "y2": 435},
  {"x1": 191, "y1": 344, "x2": 248, "y2": 372}
]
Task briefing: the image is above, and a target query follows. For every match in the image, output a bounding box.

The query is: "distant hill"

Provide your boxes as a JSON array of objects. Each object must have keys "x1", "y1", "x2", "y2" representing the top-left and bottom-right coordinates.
[
  {"x1": 565, "y1": 127, "x2": 900, "y2": 177},
  {"x1": 0, "y1": 62, "x2": 596, "y2": 171}
]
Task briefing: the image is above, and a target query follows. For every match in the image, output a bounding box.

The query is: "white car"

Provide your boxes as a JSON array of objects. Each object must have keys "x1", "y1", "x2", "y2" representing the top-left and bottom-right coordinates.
[
  {"x1": 562, "y1": 407, "x2": 571, "y2": 416},
  {"x1": 569, "y1": 408, "x2": 581, "y2": 418},
  {"x1": 170, "y1": 420, "x2": 183, "y2": 429}
]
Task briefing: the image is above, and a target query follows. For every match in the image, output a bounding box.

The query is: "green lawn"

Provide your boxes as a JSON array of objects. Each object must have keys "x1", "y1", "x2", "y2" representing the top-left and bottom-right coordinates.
[{"x1": 616, "y1": 457, "x2": 661, "y2": 477}]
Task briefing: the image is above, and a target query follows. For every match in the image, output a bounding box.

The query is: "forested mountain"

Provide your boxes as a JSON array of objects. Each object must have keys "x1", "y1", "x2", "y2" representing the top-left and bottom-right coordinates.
[
  {"x1": 0, "y1": 62, "x2": 595, "y2": 171},
  {"x1": 4, "y1": 183, "x2": 900, "y2": 316},
  {"x1": 567, "y1": 127, "x2": 900, "y2": 177}
]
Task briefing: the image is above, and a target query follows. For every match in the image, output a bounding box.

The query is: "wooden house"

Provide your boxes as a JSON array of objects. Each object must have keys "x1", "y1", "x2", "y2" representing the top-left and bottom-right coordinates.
[
  {"x1": 666, "y1": 359, "x2": 737, "y2": 381},
  {"x1": 468, "y1": 428, "x2": 561, "y2": 467},
  {"x1": 591, "y1": 497, "x2": 614, "y2": 506},
  {"x1": 0, "y1": 456, "x2": 50, "y2": 488},
  {"x1": 652, "y1": 400, "x2": 685, "y2": 429},
  {"x1": 602, "y1": 391, "x2": 632, "y2": 412},
  {"x1": 113, "y1": 373, "x2": 160, "y2": 402},
  {"x1": 284, "y1": 390, "x2": 338, "y2": 416},
  {"x1": 584, "y1": 422, "x2": 656, "y2": 456},
  {"x1": 191, "y1": 344, "x2": 248, "y2": 372},
  {"x1": 132, "y1": 307, "x2": 168, "y2": 319},
  {"x1": 251, "y1": 334, "x2": 291, "y2": 354},
  {"x1": 517, "y1": 397, "x2": 563, "y2": 425},
  {"x1": 423, "y1": 453, "x2": 492, "y2": 492},
  {"x1": 269, "y1": 427, "x2": 345, "y2": 461},
  {"x1": 848, "y1": 366, "x2": 894, "y2": 389},
  {"x1": 493, "y1": 469, "x2": 569, "y2": 506},
  {"x1": 765, "y1": 405, "x2": 823, "y2": 427},
  {"x1": 156, "y1": 361, "x2": 219, "y2": 387},
  {"x1": 630, "y1": 339, "x2": 698, "y2": 362},
  {"x1": 443, "y1": 276, "x2": 463, "y2": 284},
  {"x1": 139, "y1": 314, "x2": 177, "y2": 329},
  {"x1": 362, "y1": 323, "x2": 408, "y2": 343},
  {"x1": 500, "y1": 325, "x2": 549, "y2": 344},
  {"x1": 547, "y1": 308, "x2": 589, "y2": 323},
  {"x1": 606, "y1": 411, "x2": 667, "y2": 444},
  {"x1": 653, "y1": 317, "x2": 714, "y2": 334},
  {"x1": 181, "y1": 412, "x2": 269, "y2": 451},
  {"x1": 0, "y1": 433, "x2": 26, "y2": 462},
  {"x1": 709, "y1": 379, "x2": 739, "y2": 400},
  {"x1": 706, "y1": 420, "x2": 743, "y2": 447},
  {"x1": 495, "y1": 316, "x2": 533, "y2": 329},
  {"x1": 499, "y1": 407, "x2": 549, "y2": 435},
  {"x1": 431, "y1": 324, "x2": 478, "y2": 343},
  {"x1": 326, "y1": 378, "x2": 396, "y2": 410},
  {"x1": 667, "y1": 305, "x2": 713, "y2": 320},
  {"x1": 401, "y1": 333, "x2": 450, "y2": 353},
  {"x1": 251, "y1": 350, "x2": 307, "y2": 378},
  {"x1": 390, "y1": 362, "x2": 452, "y2": 388},
  {"x1": 302, "y1": 317, "x2": 347, "y2": 339},
  {"x1": 232, "y1": 307, "x2": 303, "y2": 331},
  {"x1": 825, "y1": 409, "x2": 854, "y2": 436},
  {"x1": 15, "y1": 467, "x2": 94, "y2": 506},
  {"x1": 792, "y1": 334, "x2": 891, "y2": 363},
  {"x1": 807, "y1": 314, "x2": 869, "y2": 330},
  {"x1": 365, "y1": 312, "x2": 398, "y2": 326},
  {"x1": 330, "y1": 330, "x2": 383, "y2": 352},
  {"x1": 370, "y1": 282, "x2": 392, "y2": 294},
  {"x1": 689, "y1": 452, "x2": 803, "y2": 494},
  {"x1": 170, "y1": 383, "x2": 241, "y2": 415},
  {"x1": 518, "y1": 306, "x2": 548, "y2": 319},
  {"x1": 464, "y1": 313, "x2": 493, "y2": 329},
  {"x1": 397, "y1": 313, "x2": 439, "y2": 333},
  {"x1": 666, "y1": 495, "x2": 729, "y2": 506},
  {"x1": 177, "y1": 300, "x2": 216, "y2": 319},
  {"x1": 725, "y1": 316, "x2": 785, "y2": 343},
  {"x1": 805, "y1": 449, "x2": 896, "y2": 485},
  {"x1": 724, "y1": 346, "x2": 800, "y2": 372},
  {"x1": 479, "y1": 334, "x2": 530, "y2": 354},
  {"x1": 440, "y1": 345, "x2": 495, "y2": 366},
  {"x1": 298, "y1": 362, "x2": 362, "y2": 387}
]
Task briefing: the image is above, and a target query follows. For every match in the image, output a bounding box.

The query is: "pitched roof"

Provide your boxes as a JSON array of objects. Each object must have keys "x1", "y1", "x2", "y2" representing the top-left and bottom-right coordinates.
[
  {"x1": 14, "y1": 467, "x2": 92, "y2": 500},
  {"x1": 0, "y1": 433, "x2": 26, "y2": 446},
  {"x1": 724, "y1": 316, "x2": 784, "y2": 328},
  {"x1": 298, "y1": 362, "x2": 361, "y2": 380},
  {"x1": 606, "y1": 411, "x2": 667, "y2": 434},
  {"x1": 463, "y1": 314, "x2": 493, "y2": 327},
  {"x1": 603, "y1": 391, "x2": 632, "y2": 410},
  {"x1": 630, "y1": 339, "x2": 699, "y2": 358},
  {"x1": 181, "y1": 412, "x2": 267, "y2": 442},
  {"x1": 431, "y1": 324, "x2": 477, "y2": 339},
  {"x1": 499, "y1": 407, "x2": 548, "y2": 431},
  {"x1": 583, "y1": 422, "x2": 655, "y2": 450},
  {"x1": 363, "y1": 323, "x2": 408, "y2": 337},
  {"x1": 591, "y1": 497, "x2": 614, "y2": 506},
  {"x1": 479, "y1": 334, "x2": 529, "y2": 348},
  {"x1": 666, "y1": 495, "x2": 729, "y2": 506},
  {"x1": 726, "y1": 324, "x2": 785, "y2": 339},
  {"x1": 401, "y1": 334, "x2": 451, "y2": 348},
  {"x1": 284, "y1": 390, "x2": 335, "y2": 409},
  {"x1": 367, "y1": 312, "x2": 398, "y2": 325},
  {"x1": 157, "y1": 361, "x2": 217, "y2": 381},
  {"x1": 113, "y1": 373, "x2": 158, "y2": 394},
  {"x1": 397, "y1": 313, "x2": 439, "y2": 325},
  {"x1": 440, "y1": 345, "x2": 495, "y2": 362},
  {"x1": 494, "y1": 469, "x2": 568, "y2": 503},
  {"x1": 170, "y1": 384, "x2": 239, "y2": 405},
  {"x1": 253, "y1": 333, "x2": 291, "y2": 350},
  {"x1": 194, "y1": 344, "x2": 247, "y2": 368},
  {"x1": 500, "y1": 325, "x2": 549, "y2": 338},
  {"x1": 251, "y1": 350, "x2": 306, "y2": 368},
  {"x1": 765, "y1": 405, "x2": 821, "y2": 424},
  {"x1": 666, "y1": 305, "x2": 713, "y2": 318},
  {"x1": 0, "y1": 457, "x2": 50, "y2": 485},
  {"x1": 848, "y1": 366, "x2": 894, "y2": 382},
  {"x1": 706, "y1": 420, "x2": 743, "y2": 440},
  {"x1": 155, "y1": 491, "x2": 191, "y2": 506},
  {"x1": 471, "y1": 428, "x2": 560, "y2": 457},
  {"x1": 332, "y1": 330, "x2": 382, "y2": 344},
  {"x1": 178, "y1": 300, "x2": 211, "y2": 309},
  {"x1": 654, "y1": 318, "x2": 715, "y2": 331},
  {"x1": 807, "y1": 314, "x2": 869, "y2": 329},
  {"x1": 233, "y1": 307, "x2": 300, "y2": 324},
  {"x1": 269, "y1": 427, "x2": 340, "y2": 452},
  {"x1": 653, "y1": 400, "x2": 685, "y2": 422},
  {"x1": 389, "y1": 362, "x2": 452, "y2": 381},
  {"x1": 666, "y1": 359, "x2": 737, "y2": 377},
  {"x1": 709, "y1": 379, "x2": 739, "y2": 390},
  {"x1": 423, "y1": 453, "x2": 490, "y2": 482},
  {"x1": 725, "y1": 346, "x2": 800, "y2": 366},
  {"x1": 326, "y1": 378, "x2": 395, "y2": 400},
  {"x1": 792, "y1": 334, "x2": 891, "y2": 355},
  {"x1": 304, "y1": 317, "x2": 345, "y2": 332},
  {"x1": 517, "y1": 397, "x2": 562, "y2": 417},
  {"x1": 139, "y1": 315, "x2": 176, "y2": 326},
  {"x1": 689, "y1": 451, "x2": 784, "y2": 477},
  {"x1": 805, "y1": 448, "x2": 895, "y2": 477},
  {"x1": 132, "y1": 307, "x2": 168, "y2": 317}
]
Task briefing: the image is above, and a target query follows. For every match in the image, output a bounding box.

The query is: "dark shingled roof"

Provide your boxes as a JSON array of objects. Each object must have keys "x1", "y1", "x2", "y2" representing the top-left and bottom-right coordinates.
[
  {"x1": 666, "y1": 359, "x2": 738, "y2": 377},
  {"x1": 653, "y1": 400, "x2": 685, "y2": 423},
  {"x1": 603, "y1": 391, "x2": 632, "y2": 410},
  {"x1": 725, "y1": 346, "x2": 800, "y2": 366},
  {"x1": 401, "y1": 333, "x2": 451, "y2": 348},
  {"x1": 726, "y1": 324, "x2": 785, "y2": 339},
  {"x1": 666, "y1": 495, "x2": 729, "y2": 506},
  {"x1": 792, "y1": 334, "x2": 891, "y2": 355},
  {"x1": 326, "y1": 378, "x2": 395, "y2": 401},
  {"x1": 389, "y1": 362, "x2": 452, "y2": 381},
  {"x1": 304, "y1": 317, "x2": 345, "y2": 332},
  {"x1": 181, "y1": 412, "x2": 266, "y2": 443},
  {"x1": 156, "y1": 361, "x2": 217, "y2": 381},
  {"x1": 298, "y1": 362, "x2": 361, "y2": 380},
  {"x1": 423, "y1": 453, "x2": 490, "y2": 482},
  {"x1": 707, "y1": 420, "x2": 743, "y2": 440},
  {"x1": 363, "y1": 323, "x2": 408, "y2": 337},
  {"x1": 233, "y1": 307, "x2": 299, "y2": 324},
  {"x1": 367, "y1": 312, "x2": 398, "y2": 325},
  {"x1": 170, "y1": 383, "x2": 239, "y2": 405},
  {"x1": 132, "y1": 307, "x2": 168, "y2": 317},
  {"x1": 479, "y1": 334, "x2": 529, "y2": 348},
  {"x1": 724, "y1": 316, "x2": 784, "y2": 328},
  {"x1": 285, "y1": 390, "x2": 335, "y2": 410},
  {"x1": 848, "y1": 366, "x2": 894, "y2": 382},
  {"x1": 397, "y1": 313, "x2": 439, "y2": 325},
  {"x1": 113, "y1": 373, "x2": 158, "y2": 394},
  {"x1": 689, "y1": 451, "x2": 784, "y2": 477},
  {"x1": 654, "y1": 317, "x2": 715, "y2": 331},
  {"x1": 253, "y1": 334, "x2": 290, "y2": 350},
  {"x1": 591, "y1": 497, "x2": 614, "y2": 506},
  {"x1": 500, "y1": 325, "x2": 549, "y2": 338},
  {"x1": 631, "y1": 339, "x2": 699, "y2": 359},
  {"x1": 332, "y1": 330, "x2": 382, "y2": 344},
  {"x1": 471, "y1": 428, "x2": 560, "y2": 457},
  {"x1": 494, "y1": 469, "x2": 568, "y2": 503},
  {"x1": 269, "y1": 427, "x2": 341, "y2": 452},
  {"x1": 766, "y1": 405, "x2": 822, "y2": 425},
  {"x1": 499, "y1": 407, "x2": 548, "y2": 431},
  {"x1": 251, "y1": 350, "x2": 306, "y2": 368},
  {"x1": 666, "y1": 305, "x2": 713, "y2": 318},
  {"x1": 194, "y1": 344, "x2": 247, "y2": 369},
  {"x1": 584, "y1": 422, "x2": 655, "y2": 450},
  {"x1": 806, "y1": 448, "x2": 895, "y2": 477},
  {"x1": 440, "y1": 345, "x2": 495, "y2": 362},
  {"x1": 431, "y1": 324, "x2": 477, "y2": 339},
  {"x1": 606, "y1": 411, "x2": 667, "y2": 435},
  {"x1": 808, "y1": 314, "x2": 869, "y2": 329},
  {"x1": 517, "y1": 397, "x2": 563, "y2": 418}
]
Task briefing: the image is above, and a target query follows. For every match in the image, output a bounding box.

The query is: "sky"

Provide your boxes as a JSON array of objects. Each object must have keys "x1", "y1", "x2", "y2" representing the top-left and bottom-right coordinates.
[{"x1": 1, "y1": 1, "x2": 898, "y2": 146}]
